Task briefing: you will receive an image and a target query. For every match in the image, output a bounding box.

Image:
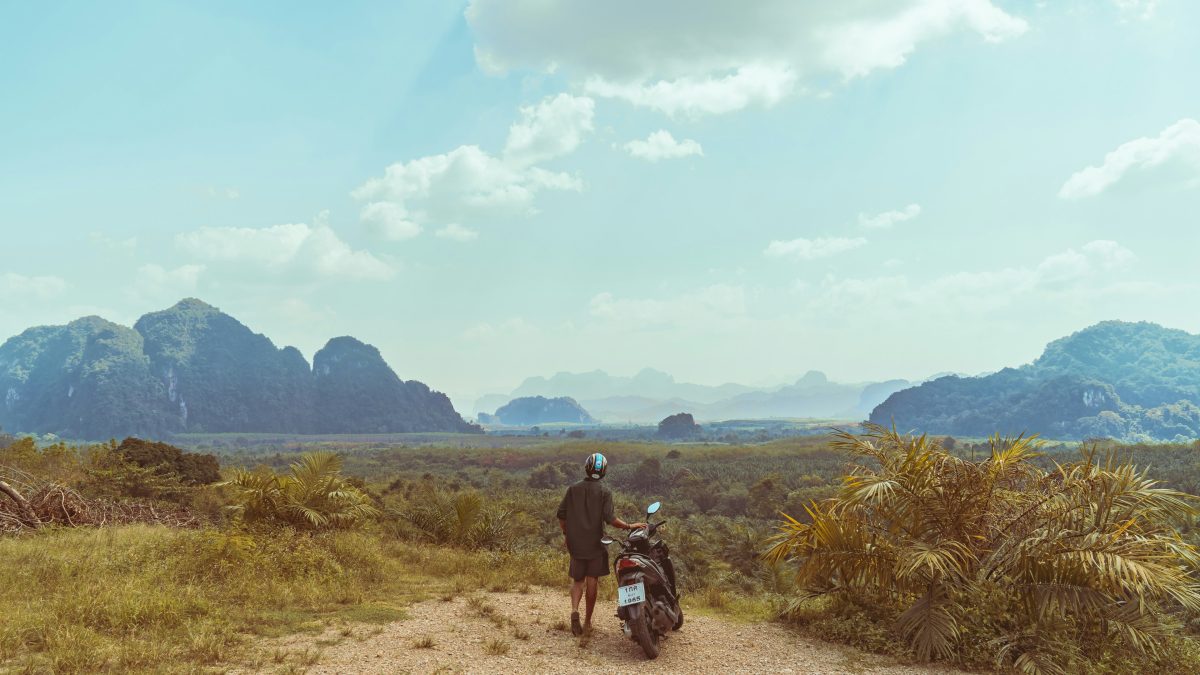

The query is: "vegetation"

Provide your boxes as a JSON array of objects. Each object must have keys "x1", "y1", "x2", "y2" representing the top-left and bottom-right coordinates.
[
  {"x1": 3, "y1": 428, "x2": 1200, "y2": 672},
  {"x1": 482, "y1": 395, "x2": 595, "y2": 425},
  {"x1": 222, "y1": 452, "x2": 380, "y2": 530},
  {"x1": 0, "y1": 298, "x2": 479, "y2": 440},
  {"x1": 873, "y1": 321, "x2": 1200, "y2": 441},
  {"x1": 768, "y1": 425, "x2": 1200, "y2": 674}
]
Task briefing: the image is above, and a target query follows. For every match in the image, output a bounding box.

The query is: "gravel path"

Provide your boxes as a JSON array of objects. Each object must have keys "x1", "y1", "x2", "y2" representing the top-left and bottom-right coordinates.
[{"x1": 267, "y1": 587, "x2": 963, "y2": 675}]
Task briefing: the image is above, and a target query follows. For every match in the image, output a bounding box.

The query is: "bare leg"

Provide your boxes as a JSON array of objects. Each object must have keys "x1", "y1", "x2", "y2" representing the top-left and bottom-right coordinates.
[
  {"x1": 583, "y1": 576, "x2": 599, "y2": 629},
  {"x1": 571, "y1": 579, "x2": 584, "y2": 613}
]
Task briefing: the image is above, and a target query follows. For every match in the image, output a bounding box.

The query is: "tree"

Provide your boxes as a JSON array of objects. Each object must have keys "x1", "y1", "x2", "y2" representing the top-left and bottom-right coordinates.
[{"x1": 766, "y1": 424, "x2": 1200, "y2": 673}]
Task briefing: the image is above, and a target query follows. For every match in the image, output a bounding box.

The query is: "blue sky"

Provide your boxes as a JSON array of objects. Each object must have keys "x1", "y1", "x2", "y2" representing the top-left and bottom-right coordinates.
[{"x1": 2, "y1": 0, "x2": 1198, "y2": 410}]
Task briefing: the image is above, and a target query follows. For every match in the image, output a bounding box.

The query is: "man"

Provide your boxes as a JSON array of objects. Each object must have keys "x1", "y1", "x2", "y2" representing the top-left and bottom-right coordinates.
[{"x1": 556, "y1": 452, "x2": 646, "y2": 636}]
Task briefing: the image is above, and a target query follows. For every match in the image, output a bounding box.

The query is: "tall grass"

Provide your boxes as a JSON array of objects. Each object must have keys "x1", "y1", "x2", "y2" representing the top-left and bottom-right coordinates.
[{"x1": 0, "y1": 525, "x2": 572, "y2": 672}]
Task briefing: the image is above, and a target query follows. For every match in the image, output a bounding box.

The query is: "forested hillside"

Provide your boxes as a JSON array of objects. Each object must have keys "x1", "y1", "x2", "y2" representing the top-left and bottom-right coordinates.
[
  {"x1": 872, "y1": 321, "x2": 1200, "y2": 441},
  {"x1": 0, "y1": 299, "x2": 478, "y2": 439}
]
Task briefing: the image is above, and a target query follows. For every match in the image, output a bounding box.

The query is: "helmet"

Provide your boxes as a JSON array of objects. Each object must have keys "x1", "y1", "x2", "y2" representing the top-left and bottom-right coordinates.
[{"x1": 584, "y1": 452, "x2": 607, "y2": 480}]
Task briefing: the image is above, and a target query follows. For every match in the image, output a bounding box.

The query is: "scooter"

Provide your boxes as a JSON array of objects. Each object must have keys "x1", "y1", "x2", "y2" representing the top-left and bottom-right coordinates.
[{"x1": 601, "y1": 501, "x2": 683, "y2": 659}]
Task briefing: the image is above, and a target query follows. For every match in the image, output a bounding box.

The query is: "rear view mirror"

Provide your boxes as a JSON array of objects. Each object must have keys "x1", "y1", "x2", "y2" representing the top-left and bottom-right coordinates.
[
  {"x1": 600, "y1": 536, "x2": 615, "y2": 546},
  {"x1": 646, "y1": 501, "x2": 661, "y2": 515}
]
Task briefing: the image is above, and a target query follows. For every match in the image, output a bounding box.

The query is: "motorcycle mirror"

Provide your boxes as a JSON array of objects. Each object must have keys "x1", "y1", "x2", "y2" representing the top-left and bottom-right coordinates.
[
  {"x1": 600, "y1": 536, "x2": 615, "y2": 546},
  {"x1": 646, "y1": 501, "x2": 661, "y2": 515}
]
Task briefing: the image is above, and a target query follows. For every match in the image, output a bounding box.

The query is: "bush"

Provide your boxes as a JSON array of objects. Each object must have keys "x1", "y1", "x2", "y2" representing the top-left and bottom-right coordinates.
[
  {"x1": 222, "y1": 452, "x2": 379, "y2": 530},
  {"x1": 767, "y1": 425, "x2": 1200, "y2": 673}
]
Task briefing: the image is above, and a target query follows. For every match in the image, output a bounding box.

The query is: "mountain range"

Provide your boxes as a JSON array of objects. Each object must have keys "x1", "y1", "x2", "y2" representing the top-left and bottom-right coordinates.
[
  {"x1": 474, "y1": 368, "x2": 917, "y2": 424},
  {"x1": 871, "y1": 321, "x2": 1200, "y2": 442},
  {"x1": 0, "y1": 299, "x2": 478, "y2": 439}
]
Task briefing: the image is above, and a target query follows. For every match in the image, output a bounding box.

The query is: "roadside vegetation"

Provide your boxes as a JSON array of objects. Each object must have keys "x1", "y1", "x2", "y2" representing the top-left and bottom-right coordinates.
[{"x1": 2, "y1": 428, "x2": 1199, "y2": 672}]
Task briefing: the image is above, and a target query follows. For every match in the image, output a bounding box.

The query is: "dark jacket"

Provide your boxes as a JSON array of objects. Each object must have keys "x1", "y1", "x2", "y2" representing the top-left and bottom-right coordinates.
[{"x1": 556, "y1": 479, "x2": 614, "y2": 560}]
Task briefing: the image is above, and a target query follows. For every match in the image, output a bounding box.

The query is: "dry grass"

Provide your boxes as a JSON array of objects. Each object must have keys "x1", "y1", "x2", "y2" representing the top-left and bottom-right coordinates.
[
  {"x1": 0, "y1": 525, "x2": 568, "y2": 672},
  {"x1": 483, "y1": 638, "x2": 510, "y2": 656}
]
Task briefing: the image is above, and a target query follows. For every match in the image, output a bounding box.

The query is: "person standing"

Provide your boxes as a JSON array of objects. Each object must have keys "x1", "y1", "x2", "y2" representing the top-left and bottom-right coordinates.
[{"x1": 556, "y1": 452, "x2": 646, "y2": 636}]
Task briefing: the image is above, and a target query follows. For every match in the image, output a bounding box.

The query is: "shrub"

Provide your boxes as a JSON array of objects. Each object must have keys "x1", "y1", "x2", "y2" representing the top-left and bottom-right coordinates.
[
  {"x1": 222, "y1": 452, "x2": 379, "y2": 530},
  {"x1": 767, "y1": 424, "x2": 1200, "y2": 674}
]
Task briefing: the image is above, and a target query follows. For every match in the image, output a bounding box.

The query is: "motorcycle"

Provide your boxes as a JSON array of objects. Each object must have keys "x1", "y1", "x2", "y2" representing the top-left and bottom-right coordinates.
[{"x1": 601, "y1": 501, "x2": 683, "y2": 659}]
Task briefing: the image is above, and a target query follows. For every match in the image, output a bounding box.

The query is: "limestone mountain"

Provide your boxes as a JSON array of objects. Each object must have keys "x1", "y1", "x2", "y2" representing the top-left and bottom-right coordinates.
[
  {"x1": 871, "y1": 321, "x2": 1200, "y2": 441},
  {"x1": 312, "y1": 336, "x2": 475, "y2": 433},
  {"x1": 481, "y1": 396, "x2": 595, "y2": 426},
  {"x1": 0, "y1": 299, "x2": 478, "y2": 439},
  {"x1": 0, "y1": 317, "x2": 174, "y2": 439},
  {"x1": 135, "y1": 299, "x2": 315, "y2": 433}
]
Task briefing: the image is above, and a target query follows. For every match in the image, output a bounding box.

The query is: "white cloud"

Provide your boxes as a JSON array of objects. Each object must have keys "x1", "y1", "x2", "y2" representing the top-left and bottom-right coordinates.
[
  {"x1": 765, "y1": 236, "x2": 867, "y2": 260},
  {"x1": 1059, "y1": 119, "x2": 1200, "y2": 199},
  {"x1": 353, "y1": 95, "x2": 592, "y2": 234},
  {"x1": 176, "y1": 223, "x2": 394, "y2": 281},
  {"x1": 858, "y1": 203, "x2": 921, "y2": 229},
  {"x1": 503, "y1": 93, "x2": 595, "y2": 166},
  {"x1": 360, "y1": 201, "x2": 422, "y2": 241},
  {"x1": 436, "y1": 224, "x2": 479, "y2": 242},
  {"x1": 468, "y1": 0, "x2": 1027, "y2": 115},
  {"x1": 0, "y1": 273, "x2": 68, "y2": 301},
  {"x1": 586, "y1": 64, "x2": 797, "y2": 117},
  {"x1": 623, "y1": 130, "x2": 704, "y2": 161},
  {"x1": 589, "y1": 284, "x2": 747, "y2": 329}
]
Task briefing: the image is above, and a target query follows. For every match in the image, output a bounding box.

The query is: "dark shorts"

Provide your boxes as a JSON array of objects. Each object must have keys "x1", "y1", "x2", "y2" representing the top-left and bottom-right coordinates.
[{"x1": 568, "y1": 552, "x2": 609, "y2": 581}]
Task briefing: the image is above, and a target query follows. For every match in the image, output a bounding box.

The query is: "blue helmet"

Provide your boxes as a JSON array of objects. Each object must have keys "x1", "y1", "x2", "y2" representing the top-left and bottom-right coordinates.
[{"x1": 584, "y1": 452, "x2": 607, "y2": 480}]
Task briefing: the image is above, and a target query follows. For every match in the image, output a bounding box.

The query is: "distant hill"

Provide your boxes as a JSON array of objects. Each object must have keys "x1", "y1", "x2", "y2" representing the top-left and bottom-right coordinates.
[
  {"x1": 0, "y1": 299, "x2": 479, "y2": 439},
  {"x1": 871, "y1": 321, "x2": 1200, "y2": 441},
  {"x1": 479, "y1": 368, "x2": 917, "y2": 423},
  {"x1": 481, "y1": 396, "x2": 595, "y2": 425},
  {"x1": 511, "y1": 368, "x2": 755, "y2": 405}
]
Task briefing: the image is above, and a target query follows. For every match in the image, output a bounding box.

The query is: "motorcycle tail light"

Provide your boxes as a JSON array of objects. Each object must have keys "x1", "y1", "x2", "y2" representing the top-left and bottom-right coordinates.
[{"x1": 617, "y1": 559, "x2": 640, "y2": 570}]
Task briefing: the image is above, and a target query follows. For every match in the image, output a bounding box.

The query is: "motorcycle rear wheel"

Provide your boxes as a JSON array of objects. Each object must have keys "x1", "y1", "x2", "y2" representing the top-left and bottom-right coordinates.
[{"x1": 632, "y1": 607, "x2": 660, "y2": 659}]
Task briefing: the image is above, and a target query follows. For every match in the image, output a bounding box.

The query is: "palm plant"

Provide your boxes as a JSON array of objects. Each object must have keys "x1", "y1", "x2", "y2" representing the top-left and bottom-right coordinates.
[
  {"x1": 765, "y1": 424, "x2": 1200, "y2": 674},
  {"x1": 400, "y1": 488, "x2": 512, "y2": 550},
  {"x1": 222, "y1": 452, "x2": 379, "y2": 530}
]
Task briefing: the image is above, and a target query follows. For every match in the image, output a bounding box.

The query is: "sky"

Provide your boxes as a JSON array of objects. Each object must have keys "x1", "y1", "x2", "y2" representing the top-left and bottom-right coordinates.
[{"x1": 2, "y1": 0, "x2": 1199, "y2": 412}]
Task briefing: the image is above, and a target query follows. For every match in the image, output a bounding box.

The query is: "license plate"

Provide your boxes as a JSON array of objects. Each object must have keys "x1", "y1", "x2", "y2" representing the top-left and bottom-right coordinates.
[{"x1": 617, "y1": 582, "x2": 645, "y2": 607}]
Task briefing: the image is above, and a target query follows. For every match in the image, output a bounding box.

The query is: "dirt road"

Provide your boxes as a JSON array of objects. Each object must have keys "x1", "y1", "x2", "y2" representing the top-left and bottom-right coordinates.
[{"x1": 263, "y1": 587, "x2": 961, "y2": 674}]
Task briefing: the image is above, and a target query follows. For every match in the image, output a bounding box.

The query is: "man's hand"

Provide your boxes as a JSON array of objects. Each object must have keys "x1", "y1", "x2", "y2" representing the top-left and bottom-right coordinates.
[{"x1": 628, "y1": 522, "x2": 648, "y2": 531}]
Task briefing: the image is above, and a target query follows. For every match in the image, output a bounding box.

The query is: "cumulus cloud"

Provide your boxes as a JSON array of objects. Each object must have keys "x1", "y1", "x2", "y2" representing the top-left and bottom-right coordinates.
[
  {"x1": 586, "y1": 64, "x2": 797, "y2": 117},
  {"x1": 1059, "y1": 119, "x2": 1200, "y2": 199},
  {"x1": 503, "y1": 93, "x2": 595, "y2": 166},
  {"x1": 176, "y1": 223, "x2": 394, "y2": 281},
  {"x1": 360, "y1": 201, "x2": 422, "y2": 241},
  {"x1": 0, "y1": 273, "x2": 68, "y2": 301},
  {"x1": 436, "y1": 224, "x2": 479, "y2": 242},
  {"x1": 353, "y1": 94, "x2": 593, "y2": 235},
  {"x1": 764, "y1": 236, "x2": 867, "y2": 260},
  {"x1": 859, "y1": 203, "x2": 921, "y2": 229},
  {"x1": 623, "y1": 130, "x2": 704, "y2": 161},
  {"x1": 467, "y1": 0, "x2": 1027, "y2": 115}
]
